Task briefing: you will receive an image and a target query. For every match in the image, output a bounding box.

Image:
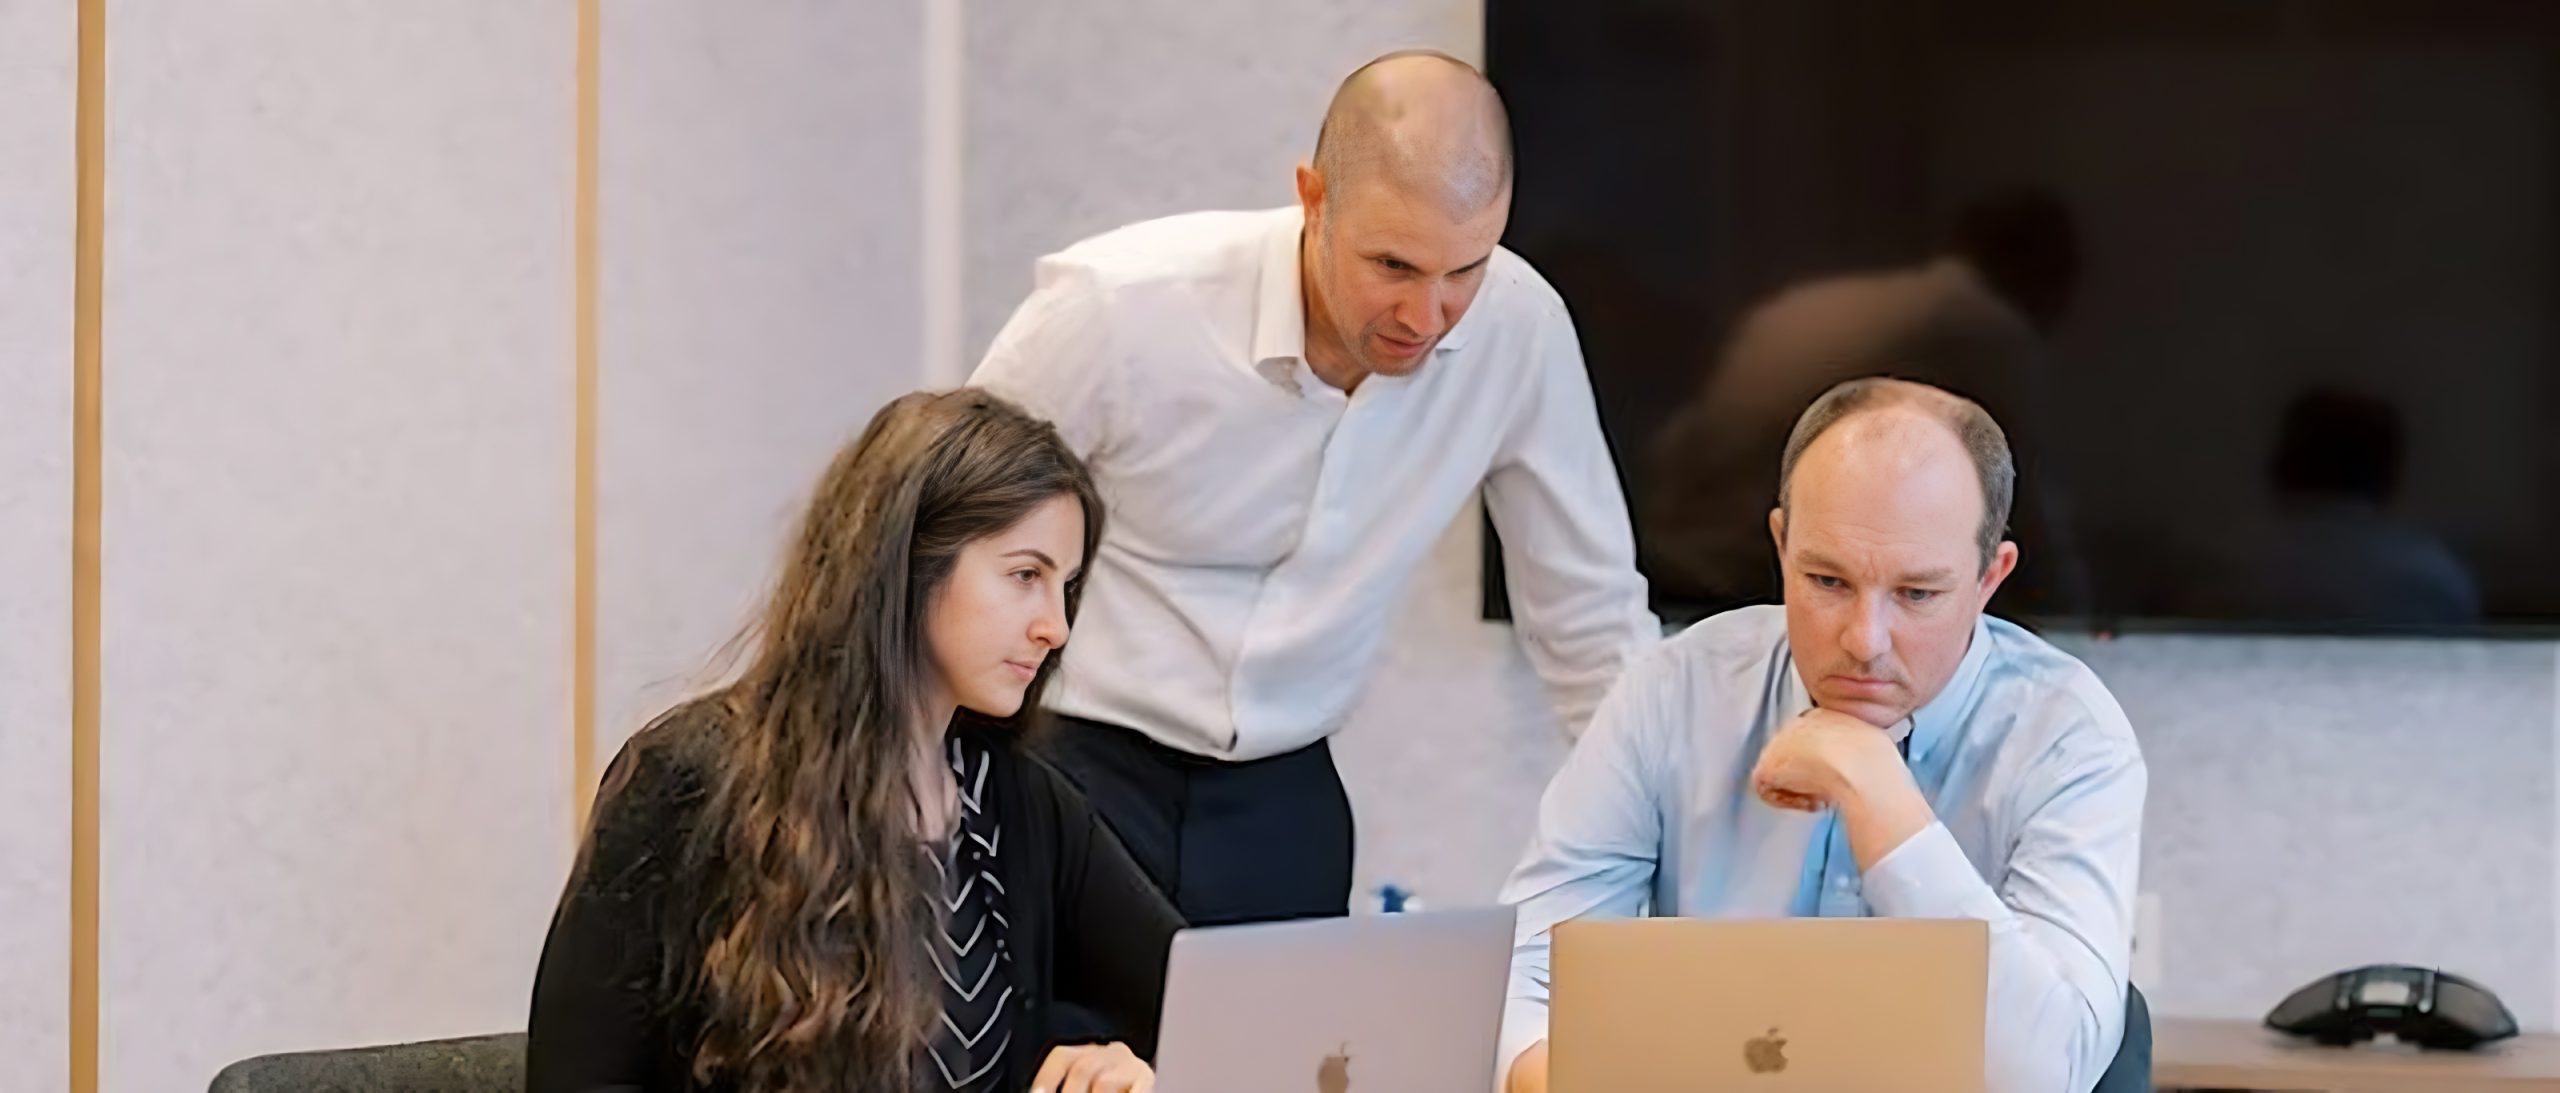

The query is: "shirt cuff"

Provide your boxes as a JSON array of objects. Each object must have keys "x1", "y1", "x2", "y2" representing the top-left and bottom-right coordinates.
[
  {"x1": 1860, "y1": 820, "x2": 2009, "y2": 923},
  {"x1": 1495, "y1": 996, "x2": 1549, "y2": 1093}
]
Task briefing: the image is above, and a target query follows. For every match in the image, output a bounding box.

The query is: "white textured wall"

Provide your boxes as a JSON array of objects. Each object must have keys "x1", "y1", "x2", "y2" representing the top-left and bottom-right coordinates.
[
  {"x1": 98, "y1": 5, "x2": 575, "y2": 1090},
  {"x1": 595, "y1": 0, "x2": 927, "y2": 767},
  {"x1": 0, "y1": 3, "x2": 76, "y2": 1090},
  {"x1": 2056, "y1": 634, "x2": 2559, "y2": 1029}
]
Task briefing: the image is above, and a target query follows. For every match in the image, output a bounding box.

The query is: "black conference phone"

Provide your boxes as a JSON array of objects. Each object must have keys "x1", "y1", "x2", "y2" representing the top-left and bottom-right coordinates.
[{"x1": 2266, "y1": 964, "x2": 2519, "y2": 1050}]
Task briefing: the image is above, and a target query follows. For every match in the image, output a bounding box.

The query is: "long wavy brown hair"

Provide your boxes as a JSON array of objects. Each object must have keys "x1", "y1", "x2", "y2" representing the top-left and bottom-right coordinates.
[{"x1": 658, "y1": 388, "x2": 1100, "y2": 1091}]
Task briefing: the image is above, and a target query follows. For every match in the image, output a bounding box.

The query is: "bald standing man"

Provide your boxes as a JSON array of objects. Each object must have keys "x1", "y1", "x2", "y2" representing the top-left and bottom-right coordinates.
[
  {"x1": 973, "y1": 52, "x2": 1656, "y2": 926},
  {"x1": 1499, "y1": 379, "x2": 2145, "y2": 1093}
]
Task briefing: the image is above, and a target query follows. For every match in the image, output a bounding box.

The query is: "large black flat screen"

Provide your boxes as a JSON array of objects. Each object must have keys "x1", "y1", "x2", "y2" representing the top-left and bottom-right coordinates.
[{"x1": 1487, "y1": 0, "x2": 2560, "y2": 633}]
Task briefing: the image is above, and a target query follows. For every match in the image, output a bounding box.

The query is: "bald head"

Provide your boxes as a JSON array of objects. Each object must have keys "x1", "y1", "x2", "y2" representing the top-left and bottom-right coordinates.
[
  {"x1": 1777, "y1": 378, "x2": 2016, "y2": 573},
  {"x1": 1311, "y1": 51, "x2": 1514, "y2": 219}
]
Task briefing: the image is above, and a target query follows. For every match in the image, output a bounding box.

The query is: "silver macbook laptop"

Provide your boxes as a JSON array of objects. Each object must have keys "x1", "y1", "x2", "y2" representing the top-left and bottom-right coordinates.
[{"x1": 1153, "y1": 907, "x2": 1517, "y2": 1093}]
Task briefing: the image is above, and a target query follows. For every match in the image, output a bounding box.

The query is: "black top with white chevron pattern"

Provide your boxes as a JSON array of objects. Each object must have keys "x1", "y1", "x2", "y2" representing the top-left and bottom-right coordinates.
[{"x1": 926, "y1": 735, "x2": 1015, "y2": 1091}]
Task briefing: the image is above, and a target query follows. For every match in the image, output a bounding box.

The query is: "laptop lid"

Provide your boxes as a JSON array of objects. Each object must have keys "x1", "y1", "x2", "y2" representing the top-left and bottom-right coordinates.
[
  {"x1": 1552, "y1": 917, "x2": 1988, "y2": 1093},
  {"x1": 1154, "y1": 907, "x2": 1516, "y2": 1093}
]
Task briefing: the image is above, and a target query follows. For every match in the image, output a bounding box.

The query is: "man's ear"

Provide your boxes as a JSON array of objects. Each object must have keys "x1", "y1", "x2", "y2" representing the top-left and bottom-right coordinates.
[
  {"x1": 1977, "y1": 539, "x2": 2020, "y2": 604},
  {"x1": 1294, "y1": 163, "x2": 1326, "y2": 229}
]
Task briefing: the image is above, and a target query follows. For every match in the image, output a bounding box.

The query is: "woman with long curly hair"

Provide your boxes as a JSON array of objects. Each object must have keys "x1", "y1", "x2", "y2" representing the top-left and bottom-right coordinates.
[{"x1": 529, "y1": 389, "x2": 1180, "y2": 1093}]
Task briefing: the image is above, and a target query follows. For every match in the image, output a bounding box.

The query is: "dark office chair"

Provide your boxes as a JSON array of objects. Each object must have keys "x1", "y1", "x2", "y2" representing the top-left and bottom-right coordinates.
[
  {"x1": 208, "y1": 1031, "x2": 524, "y2": 1093},
  {"x1": 2092, "y1": 983, "x2": 2153, "y2": 1093}
]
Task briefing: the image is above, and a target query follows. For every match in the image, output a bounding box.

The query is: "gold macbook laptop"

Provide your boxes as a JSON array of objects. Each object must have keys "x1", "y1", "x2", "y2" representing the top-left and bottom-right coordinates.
[{"x1": 1552, "y1": 917, "x2": 1988, "y2": 1093}]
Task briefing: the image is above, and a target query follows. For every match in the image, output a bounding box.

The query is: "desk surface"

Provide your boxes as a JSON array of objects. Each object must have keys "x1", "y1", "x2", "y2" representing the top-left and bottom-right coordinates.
[{"x1": 2156, "y1": 1017, "x2": 2560, "y2": 1091}]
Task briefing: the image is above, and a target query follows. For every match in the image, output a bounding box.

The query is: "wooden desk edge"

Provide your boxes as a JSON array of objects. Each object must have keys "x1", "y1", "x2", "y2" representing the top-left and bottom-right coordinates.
[{"x1": 2155, "y1": 1017, "x2": 2560, "y2": 1091}]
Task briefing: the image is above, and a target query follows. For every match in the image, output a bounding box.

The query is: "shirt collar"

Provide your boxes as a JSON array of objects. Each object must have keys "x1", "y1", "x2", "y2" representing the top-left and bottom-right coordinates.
[
  {"x1": 1434, "y1": 275, "x2": 1481, "y2": 353},
  {"x1": 1249, "y1": 207, "x2": 1309, "y2": 381},
  {"x1": 1781, "y1": 613, "x2": 1996, "y2": 766},
  {"x1": 1248, "y1": 206, "x2": 1486, "y2": 392},
  {"x1": 1906, "y1": 615, "x2": 1997, "y2": 765}
]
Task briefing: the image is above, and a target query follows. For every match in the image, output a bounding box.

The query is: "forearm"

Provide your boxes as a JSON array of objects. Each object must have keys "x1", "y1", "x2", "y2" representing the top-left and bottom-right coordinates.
[
  {"x1": 1837, "y1": 747, "x2": 1936, "y2": 870},
  {"x1": 1503, "y1": 558, "x2": 1656, "y2": 740}
]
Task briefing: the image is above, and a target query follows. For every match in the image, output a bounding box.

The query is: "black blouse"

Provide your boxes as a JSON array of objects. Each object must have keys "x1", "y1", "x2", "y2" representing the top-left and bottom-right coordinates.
[
  {"x1": 526, "y1": 701, "x2": 1183, "y2": 1092},
  {"x1": 926, "y1": 733, "x2": 1013, "y2": 1091}
]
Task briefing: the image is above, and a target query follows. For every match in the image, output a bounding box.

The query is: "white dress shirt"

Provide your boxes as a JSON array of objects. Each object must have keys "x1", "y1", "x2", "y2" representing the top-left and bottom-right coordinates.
[
  {"x1": 972, "y1": 206, "x2": 1657, "y2": 760},
  {"x1": 1500, "y1": 605, "x2": 2145, "y2": 1093}
]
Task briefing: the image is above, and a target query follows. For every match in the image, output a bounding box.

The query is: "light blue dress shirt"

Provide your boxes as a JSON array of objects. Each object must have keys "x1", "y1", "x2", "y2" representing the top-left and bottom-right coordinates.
[{"x1": 1499, "y1": 605, "x2": 2146, "y2": 1093}]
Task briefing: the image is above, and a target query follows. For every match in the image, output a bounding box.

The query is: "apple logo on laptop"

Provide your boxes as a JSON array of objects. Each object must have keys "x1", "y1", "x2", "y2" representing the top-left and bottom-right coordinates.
[
  {"x1": 1743, "y1": 1028, "x2": 1789, "y2": 1074},
  {"x1": 1317, "y1": 1044, "x2": 1351, "y2": 1093}
]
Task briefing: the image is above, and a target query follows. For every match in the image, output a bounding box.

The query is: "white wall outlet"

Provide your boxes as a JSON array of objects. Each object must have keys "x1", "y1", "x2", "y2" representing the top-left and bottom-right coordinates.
[{"x1": 2133, "y1": 890, "x2": 2165, "y2": 990}]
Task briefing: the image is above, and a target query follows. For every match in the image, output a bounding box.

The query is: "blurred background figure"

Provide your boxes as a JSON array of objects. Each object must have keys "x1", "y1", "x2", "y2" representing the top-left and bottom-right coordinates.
[
  {"x1": 2192, "y1": 387, "x2": 2480, "y2": 628},
  {"x1": 1639, "y1": 187, "x2": 2087, "y2": 621}
]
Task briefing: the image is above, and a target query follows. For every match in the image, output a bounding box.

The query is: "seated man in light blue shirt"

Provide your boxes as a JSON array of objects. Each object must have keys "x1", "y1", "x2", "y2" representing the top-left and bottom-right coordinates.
[{"x1": 1500, "y1": 377, "x2": 2145, "y2": 1093}]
